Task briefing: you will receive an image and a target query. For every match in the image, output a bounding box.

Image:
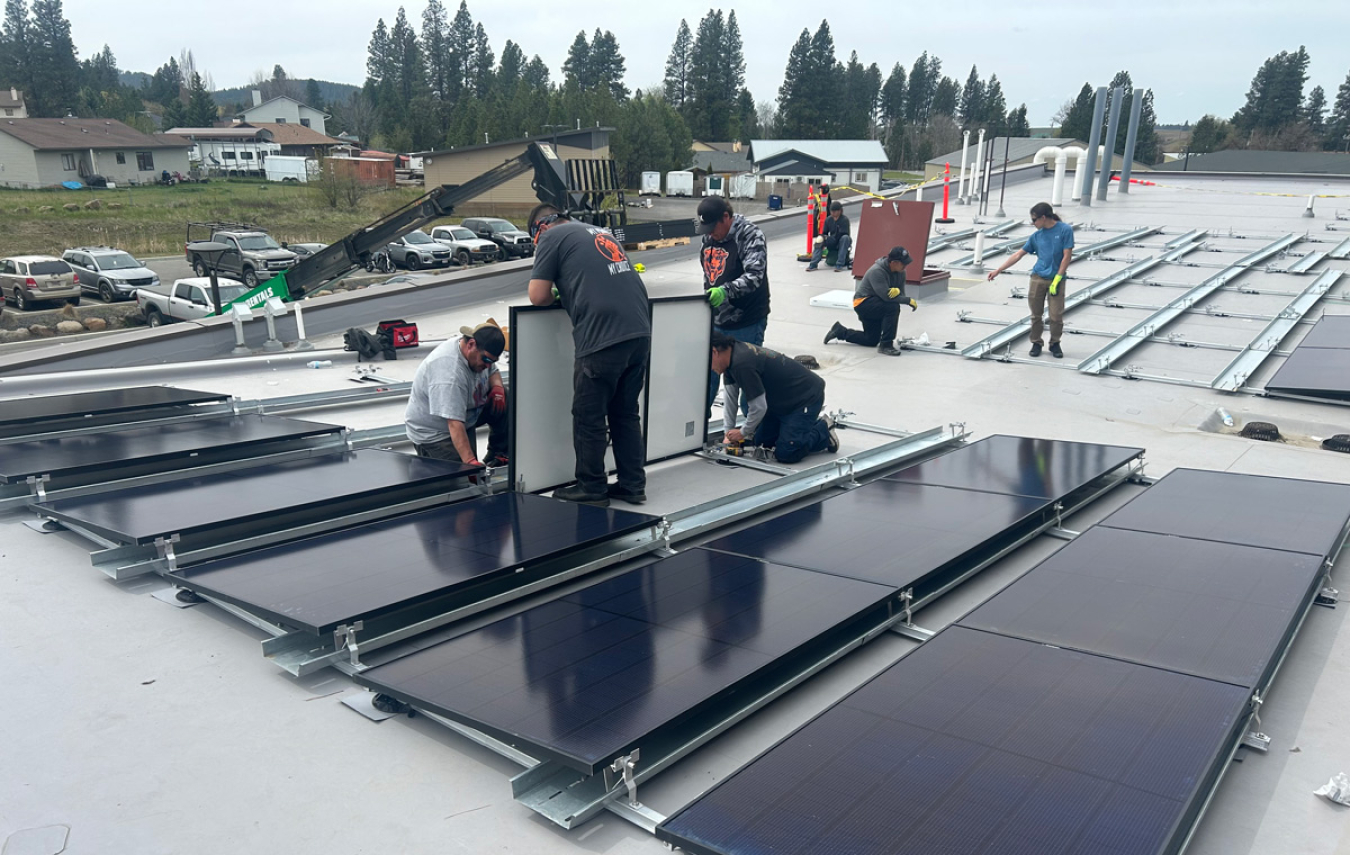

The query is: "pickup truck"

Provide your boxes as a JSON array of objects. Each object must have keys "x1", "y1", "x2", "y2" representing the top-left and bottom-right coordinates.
[
  {"x1": 136, "y1": 276, "x2": 248, "y2": 326},
  {"x1": 184, "y1": 223, "x2": 299, "y2": 288}
]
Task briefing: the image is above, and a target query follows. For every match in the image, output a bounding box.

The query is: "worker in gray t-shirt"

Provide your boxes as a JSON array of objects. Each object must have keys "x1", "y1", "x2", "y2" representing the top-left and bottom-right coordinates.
[
  {"x1": 527, "y1": 204, "x2": 651, "y2": 508},
  {"x1": 404, "y1": 324, "x2": 508, "y2": 467}
]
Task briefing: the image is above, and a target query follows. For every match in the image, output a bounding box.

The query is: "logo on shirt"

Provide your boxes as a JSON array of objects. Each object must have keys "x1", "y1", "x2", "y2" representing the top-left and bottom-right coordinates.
[
  {"x1": 702, "y1": 246, "x2": 728, "y2": 285},
  {"x1": 594, "y1": 233, "x2": 627, "y2": 263}
]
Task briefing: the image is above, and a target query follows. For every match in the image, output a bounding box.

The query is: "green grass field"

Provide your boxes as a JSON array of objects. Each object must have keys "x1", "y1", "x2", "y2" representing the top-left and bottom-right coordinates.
[{"x1": 0, "y1": 180, "x2": 431, "y2": 258}]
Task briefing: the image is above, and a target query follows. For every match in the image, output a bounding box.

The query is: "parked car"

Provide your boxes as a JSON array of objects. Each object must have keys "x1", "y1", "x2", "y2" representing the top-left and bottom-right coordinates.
[
  {"x1": 62, "y1": 246, "x2": 159, "y2": 303},
  {"x1": 0, "y1": 255, "x2": 81, "y2": 310},
  {"x1": 135, "y1": 277, "x2": 248, "y2": 327},
  {"x1": 460, "y1": 217, "x2": 534, "y2": 259},
  {"x1": 385, "y1": 230, "x2": 453, "y2": 270},
  {"x1": 285, "y1": 242, "x2": 327, "y2": 259},
  {"x1": 429, "y1": 225, "x2": 500, "y2": 266},
  {"x1": 184, "y1": 224, "x2": 299, "y2": 288}
]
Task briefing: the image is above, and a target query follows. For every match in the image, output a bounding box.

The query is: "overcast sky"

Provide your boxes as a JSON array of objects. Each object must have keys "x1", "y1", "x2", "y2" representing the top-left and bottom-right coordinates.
[{"x1": 62, "y1": 0, "x2": 1349, "y2": 126}]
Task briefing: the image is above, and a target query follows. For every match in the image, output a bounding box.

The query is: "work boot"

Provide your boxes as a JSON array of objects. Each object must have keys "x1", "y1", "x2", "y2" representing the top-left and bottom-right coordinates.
[
  {"x1": 1049, "y1": 342, "x2": 1063, "y2": 358},
  {"x1": 552, "y1": 484, "x2": 610, "y2": 507},
  {"x1": 823, "y1": 413, "x2": 840, "y2": 453},
  {"x1": 607, "y1": 484, "x2": 647, "y2": 505},
  {"x1": 823, "y1": 322, "x2": 846, "y2": 345},
  {"x1": 877, "y1": 341, "x2": 903, "y2": 356},
  {"x1": 1029, "y1": 342, "x2": 1043, "y2": 357}
]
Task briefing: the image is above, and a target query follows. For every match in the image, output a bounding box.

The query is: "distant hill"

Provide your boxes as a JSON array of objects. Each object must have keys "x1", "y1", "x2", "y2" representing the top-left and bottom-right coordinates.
[
  {"x1": 119, "y1": 70, "x2": 152, "y2": 89},
  {"x1": 212, "y1": 80, "x2": 360, "y2": 111}
]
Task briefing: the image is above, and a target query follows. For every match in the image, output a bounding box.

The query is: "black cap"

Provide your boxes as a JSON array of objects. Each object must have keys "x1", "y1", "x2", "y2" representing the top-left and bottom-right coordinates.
[
  {"x1": 888, "y1": 246, "x2": 912, "y2": 265},
  {"x1": 695, "y1": 197, "x2": 732, "y2": 235}
]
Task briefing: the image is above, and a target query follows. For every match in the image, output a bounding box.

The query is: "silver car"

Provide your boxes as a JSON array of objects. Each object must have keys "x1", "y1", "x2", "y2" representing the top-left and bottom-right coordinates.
[
  {"x1": 1, "y1": 255, "x2": 82, "y2": 310},
  {"x1": 429, "y1": 225, "x2": 500, "y2": 266},
  {"x1": 62, "y1": 246, "x2": 159, "y2": 303},
  {"x1": 385, "y1": 230, "x2": 453, "y2": 270}
]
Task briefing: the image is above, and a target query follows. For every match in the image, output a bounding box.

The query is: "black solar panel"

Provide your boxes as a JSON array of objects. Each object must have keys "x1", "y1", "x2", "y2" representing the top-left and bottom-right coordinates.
[
  {"x1": 0, "y1": 415, "x2": 342, "y2": 484},
  {"x1": 170, "y1": 492, "x2": 657, "y2": 634},
  {"x1": 1264, "y1": 347, "x2": 1350, "y2": 401},
  {"x1": 959, "y1": 526, "x2": 1324, "y2": 687},
  {"x1": 35, "y1": 450, "x2": 477, "y2": 545},
  {"x1": 884, "y1": 435, "x2": 1142, "y2": 499},
  {"x1": 702, "y1": 480, "x2": 1048, "y2": 588},
  {"x1": 1294, "y1": 314, "x2": 1350, "y2": 350},
  {"x1": 658, "y1": 627, "x2": 1250, "y2": 855},
  {"x1": 0, "y1": 386, "x2": 227, "y2": 428},
  {"x1": 1101, "y1": 468, "x2": 1350, "y2": 557},
  {"x1": 355, "y1": 548, "x2": 895, "y2": 774}
]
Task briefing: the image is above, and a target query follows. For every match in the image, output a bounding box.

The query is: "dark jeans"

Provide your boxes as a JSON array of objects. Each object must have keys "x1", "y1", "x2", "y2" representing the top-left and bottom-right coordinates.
[
  {"x1": 841, "y1": 297, "x2": 901, "y2": 347},
  {"x1": 708, "y1": 318, "x2": 768, "y2": 414},
  {"x1": 757, "y1": 395, "x2": 831, "y2": 464},
  {"x1": 807, "y1": 234, "x2": 852, "y2": 270},
  {"x1": 573, "y1": 337, "x2": 649, "y2": 494},
  {"x1": 414, "y1": 401, "x2": 510, "y2": 463}
]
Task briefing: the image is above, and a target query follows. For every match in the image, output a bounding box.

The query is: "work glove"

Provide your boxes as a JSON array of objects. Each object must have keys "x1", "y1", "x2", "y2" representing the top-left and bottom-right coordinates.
[
  {"x1": 1050, "y1": 274, "x2": 1063, "y2": 296},
  {"x1": 551, "y1": 286, "x2": 560, "y2": 303},
  {"x1": 907, "y1": 298, "x2": 918, "y2": 311},
  {"x1": 487, "y1": 385, "x2": 506, "y2": 416},
  {"x1": 887, "y1": 287, "x2": 901, "y2": 299},
  {"x1": 707, "y1": 286, "x2": 727, "y2": 308}
]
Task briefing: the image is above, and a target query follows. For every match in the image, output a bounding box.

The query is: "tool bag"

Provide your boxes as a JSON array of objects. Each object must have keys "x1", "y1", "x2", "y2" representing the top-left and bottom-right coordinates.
[{"x1": 377, "y1": 319, "x2": 419, "y2": 349}]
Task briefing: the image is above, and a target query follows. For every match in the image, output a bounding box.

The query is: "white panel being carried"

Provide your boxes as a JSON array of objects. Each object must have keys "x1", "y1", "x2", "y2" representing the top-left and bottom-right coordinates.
[{"x1": 645, "y1": 296, "x2": 712, "y2": 462}]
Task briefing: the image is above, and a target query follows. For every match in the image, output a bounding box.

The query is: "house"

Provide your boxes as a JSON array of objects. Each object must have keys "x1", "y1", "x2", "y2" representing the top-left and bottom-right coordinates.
[
  {"x1": 692, "y1": 140, "x2": 744, "y2": 154},
  {"x1": 229, "y1": 122, "x2": 344, "y2": 158},
  {"x1": 418, "y1": 127, "x2": 614, "y2": 217},
  {"x1": 235, "y1": 92, "x2": 330, "y2": 137},
  {"x1": 1153, "y1": 150, "x2": 1350, "y2": 175},
  {"x1": 747, "y1": 140, "x2": 888, "y2": 191},
  {"x1": 689, "y1": 150, "x2": 752, "y2": 179},
  {"x1": 0, "y1": 88, "x2": 27, "y2": 119},
  {"x1": 925, "y1": 136, "x2": 1156, "y2": 181},
  {"x1": 164, "y1": 126, "x2": 280, "y2": 175},
  {"x1": 0, "y1": 118, "x2": 190, "y2": 188}
]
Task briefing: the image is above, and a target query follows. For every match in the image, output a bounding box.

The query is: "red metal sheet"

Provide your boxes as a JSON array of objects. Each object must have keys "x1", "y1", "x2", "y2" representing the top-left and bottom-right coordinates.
[{"x1": 852, "y1": 199, "x2": 935, "y2": 283}]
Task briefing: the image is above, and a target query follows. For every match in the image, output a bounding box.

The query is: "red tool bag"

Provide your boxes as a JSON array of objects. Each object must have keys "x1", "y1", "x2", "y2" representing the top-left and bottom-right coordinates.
[{"x1": 377, "y1": 319, "x2": 419, "y2": 349}]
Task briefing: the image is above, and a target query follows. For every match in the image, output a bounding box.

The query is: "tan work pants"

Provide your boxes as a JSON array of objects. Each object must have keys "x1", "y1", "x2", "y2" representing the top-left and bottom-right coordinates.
[{"x1": 1028, "y1": 274, "x2": 1066, "y2": 345}]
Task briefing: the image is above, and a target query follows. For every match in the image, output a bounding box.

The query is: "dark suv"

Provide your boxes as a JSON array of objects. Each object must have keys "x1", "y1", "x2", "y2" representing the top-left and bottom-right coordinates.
[{"x1": 461, "y1": 217, "x2": 533, "y2": 259}]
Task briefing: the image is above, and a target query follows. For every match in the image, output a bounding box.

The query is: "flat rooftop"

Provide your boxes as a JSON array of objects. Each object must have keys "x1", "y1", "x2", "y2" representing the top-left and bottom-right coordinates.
[{"x1": 4, "y1": 170, "x2": 1350, "y2": 854}]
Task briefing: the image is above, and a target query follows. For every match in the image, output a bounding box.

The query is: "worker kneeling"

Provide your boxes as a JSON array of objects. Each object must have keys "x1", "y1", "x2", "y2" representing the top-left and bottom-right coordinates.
[
  {"x1": 711, "y1": 332, "x2": 839, "y2": 464},
  {"x1": 823, "y1": 245, "x2": 917, "y2": 357},
  {"x1": 404, "y1": 323, "x2": 509, "y2": 468}
]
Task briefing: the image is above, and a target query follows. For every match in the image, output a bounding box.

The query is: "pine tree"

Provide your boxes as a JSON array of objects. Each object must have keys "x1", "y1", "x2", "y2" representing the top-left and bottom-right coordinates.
[
  {"x1": 931, "y1": 77, "x2": 959, "y2": 118},
  {"x1": 366, "y1": 20, "x2": 394, "y2": 88},
  {"x1": 563, "y1": 31, "x2": 592, "y2": 90},
  {"x1": 880, "y1": 64, "x2": 905, "y2": 126},
  {"x1": 735, "y1": 88, "x2": 757, "y2": 144},
  {"x1": 1006, "y1": 104, "x2": 1030, "y2": 137},
  {"x1": 28, "y1": 0, "x2": 80, "y2": 116},
  {"x1": 805, "y1": 21, "x2": 839, "y2": 135},
  {"x1": 185, "y1": 72, "x2": 216, "y2": 127},
  {"x1": 958, "y1": 66, "x2": 984, "y2": 126},
  {"x1": 1327, "y1": 70, "x2": 1350, "y2": 152},
  {"x1": 776, "y1": 28, "x2": 811, "y2": 137},
  {"x1": 388, "y1": 8, "x2": 423, "y2": 107},
  {"x1": 448, "y1": 0, "x2": 475, "y2": 95},
  {"x1": 471, "y1": 23, "x2": 494, "y2": 99},
  {"x1": 161, "y1": 96, "x2": 187, "y2": 129},
  {"x1": 421, "y1": 0, "x2": 453, "y2": 101},
  {"x1": 663, "y1": 19, "x2": 692, "y2": 110},
  {"x1": 1305, "y1": 84, "x2": 1327, "y2": 137},
  {"x1": 522, "y1": 56, "x2": 549, "y2": 89},
  {"x1": 305, "y1": 78, "x2": 323, "y2": 109},
  {"x1": 1059, "y1": 83, "x2": 1094, "y2": 141},
  {"x1": 0, "y1": 0, "x2": 30, "y2": 94},
  {"x1": 1189, "y1": 115, "x2": 1231, "y2": 153},
  {"x1": 687, "y1": 10, "x2": 728, "y2": 140},
  {"x1": 723, "y1": 11, "x2": 746, "y2": 122},
  {"x1": 1233, "y1": 47, "x2": 1309, "y2": 140},
  {"x1": 589, "y1": 29, "x2": 627, "y2": 100},
  {"x1": 982, "y1": 74, "x2": 1007, "y2": 133}
]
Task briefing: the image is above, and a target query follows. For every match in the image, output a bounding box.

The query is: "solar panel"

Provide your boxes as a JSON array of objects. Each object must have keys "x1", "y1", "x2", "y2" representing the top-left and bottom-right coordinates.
[
  {"x1": 658, "y1": 627, "x2": 1250, "y2": 855},
  {"x1": 1264, "y1": 347, "x2": 1350, "y2": 401},
  {"x1": 0, "y1": 386, "x2": 228, "y2": 429},
  {"x1": 170, "y1": 492, "x2": 657, "y2": 635},
  {"x1": 884, "y1": 435, "x2": 1142, "y2": 499},
  {"x1": 34, "y1": 450, "x2": 477, "y2": 545},
  {"x1": 1101, "y1": 468, "x2": 1350, "y2": 557},
  {"x1": 354, "y1": 548, "x2": 895, "y2": 775},
  {"x1": 702, "y1": 480, "x2": 1048, "y2": 588},
  {"x1": 0, "y1": 415, "x2": 343, "y2": 485},
  {"x1": 959, "y1": 526, "x2": 1325, "y2": 687},
  {"x1": 1293, "y1": 314, "x2": 1350, "y2": 350}
]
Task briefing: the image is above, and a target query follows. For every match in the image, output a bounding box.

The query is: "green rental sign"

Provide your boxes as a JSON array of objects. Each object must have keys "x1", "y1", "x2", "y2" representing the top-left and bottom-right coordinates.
[{"x1": 218, "y1": 272, "x2": 290, "y2": 315}]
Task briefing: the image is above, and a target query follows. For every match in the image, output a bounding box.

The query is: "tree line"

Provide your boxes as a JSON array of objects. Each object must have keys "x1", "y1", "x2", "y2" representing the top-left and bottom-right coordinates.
[{"x1": 1188, "y1": 48, "x2": 1350, "y2": 154}]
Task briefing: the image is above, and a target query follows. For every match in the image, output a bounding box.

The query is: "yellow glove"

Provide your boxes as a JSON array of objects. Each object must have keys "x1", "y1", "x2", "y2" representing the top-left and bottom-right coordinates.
[
  {"x1": 908, "y1": 298, "x2": 918, "y2": 311},
  {"x1": 1050, "y1": 274, "x2": 1063, "y2": 296},
  {"x1": 887, "y1": 287, "x2": 901, "y2": 299}
]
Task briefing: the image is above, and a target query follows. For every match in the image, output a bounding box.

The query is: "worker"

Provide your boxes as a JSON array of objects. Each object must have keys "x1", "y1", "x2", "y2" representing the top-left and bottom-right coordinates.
[
  {"x1": 711, "y1": 332, "x2": 839, "y2": 464},
  {"x1": 986, "y1": 201, "x2": 1074, "y2": 358},
  {"x1": 527, "y1": 204, "x2": 651, "y2": 507},
  {"x1": 823, "y1": 246, "x2": 917, "y2": 356},
  {"x1": 806, "y1": 201, "x2": 851, "y2": 272},
  {"x1": 697, "y1": 196, "x2": 770, "y2": 414},
  {"x1": 404, "y1": 322, "x2": 508, "y2": 468}
]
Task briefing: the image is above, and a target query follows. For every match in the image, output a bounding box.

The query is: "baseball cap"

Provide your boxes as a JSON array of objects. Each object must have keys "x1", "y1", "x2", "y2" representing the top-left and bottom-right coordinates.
[
  {"x1": 695, "y1": 197, "x2": 732, "y2": 235},
  {"x1": 887, "y1": 246, "x2": 913, "y2": 265}
]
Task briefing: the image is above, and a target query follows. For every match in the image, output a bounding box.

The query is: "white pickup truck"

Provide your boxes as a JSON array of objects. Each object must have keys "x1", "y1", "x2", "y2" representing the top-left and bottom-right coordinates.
[{"x1": 136, "y1": 276, "x2": 248, "y2": 326}]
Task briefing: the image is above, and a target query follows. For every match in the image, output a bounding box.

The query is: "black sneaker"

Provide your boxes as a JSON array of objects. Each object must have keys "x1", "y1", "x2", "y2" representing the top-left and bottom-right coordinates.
[
  {"x1": 552, "y1": 484, "x2": 610, "y2": 507},
  {"x1": 877, "y1": 342, "x2": 903, "y2": 356},
  {"x1": 823, "y1": 413, "x2": 840, "y2": 453},
  {"x1": 823, "y1": 322, "x2": 846, "y2": 345},
  {"x1": 1029, "y1": 342, "x2": 1043, "y2": 357},
  {"x1": 1049, "y1": 342, "x2": 1063, "y2": 358},
  {"x1": 607, "y1": 484, "x2": 647, "y2": 505}
]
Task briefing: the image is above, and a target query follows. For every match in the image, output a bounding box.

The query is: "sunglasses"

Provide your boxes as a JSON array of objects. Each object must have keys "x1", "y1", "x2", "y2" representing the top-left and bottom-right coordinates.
[{"x1": 480, "y1": 352, "x2": 497, "y2": 364}]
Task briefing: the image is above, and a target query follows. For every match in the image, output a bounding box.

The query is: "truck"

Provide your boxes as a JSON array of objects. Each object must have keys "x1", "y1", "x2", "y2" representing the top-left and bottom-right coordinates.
[
  {"x1": 639, "y1": 171, "x2": 661, "y2": 196},
  {"x1": 136, "y1": 277, "x2": 248, "y2": 327},
  {"x1": 666, "y1": 171, "x2": 694, "y2": 198},
  {"x1": 184, "y1": 224, "x2": 300, "y2": 288},
  {"x1": 264, "y1": 155, "x2": 314, "y2": 183}
]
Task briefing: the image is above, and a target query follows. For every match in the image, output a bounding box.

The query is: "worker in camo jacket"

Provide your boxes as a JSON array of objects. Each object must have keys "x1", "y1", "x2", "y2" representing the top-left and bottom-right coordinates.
[{"x1": 696, "y1": 196, "x2": 771, "y2": 416}]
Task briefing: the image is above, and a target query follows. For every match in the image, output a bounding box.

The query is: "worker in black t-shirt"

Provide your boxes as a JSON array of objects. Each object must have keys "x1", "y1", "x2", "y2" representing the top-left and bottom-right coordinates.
[
  {"x1": 528, "y1": 204, "x2": 651, "y2": 507},
  {"x1": 710, "y1": 332, "x2": 839, "y2": 464}
]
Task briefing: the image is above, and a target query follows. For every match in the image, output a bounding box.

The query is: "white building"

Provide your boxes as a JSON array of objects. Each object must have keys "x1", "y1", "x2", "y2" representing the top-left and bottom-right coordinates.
[{"x1": 235, "y1": 92, "x2": 330, "y2": 137}]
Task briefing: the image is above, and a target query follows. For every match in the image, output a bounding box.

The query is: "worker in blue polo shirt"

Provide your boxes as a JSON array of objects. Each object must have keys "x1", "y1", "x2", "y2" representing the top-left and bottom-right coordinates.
[{"x1": 986, "y1": 202, "x2": 1075, "y2": 358}]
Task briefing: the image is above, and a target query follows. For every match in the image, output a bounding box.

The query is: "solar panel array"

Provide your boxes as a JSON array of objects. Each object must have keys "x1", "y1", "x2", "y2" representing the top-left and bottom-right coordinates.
[
  {"x1": 1265, "y1": 314, "x2": 1350, "y2": 401},
  {"x1": 659, "y1": 468, "x2": 1350, "y2": 855}
]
